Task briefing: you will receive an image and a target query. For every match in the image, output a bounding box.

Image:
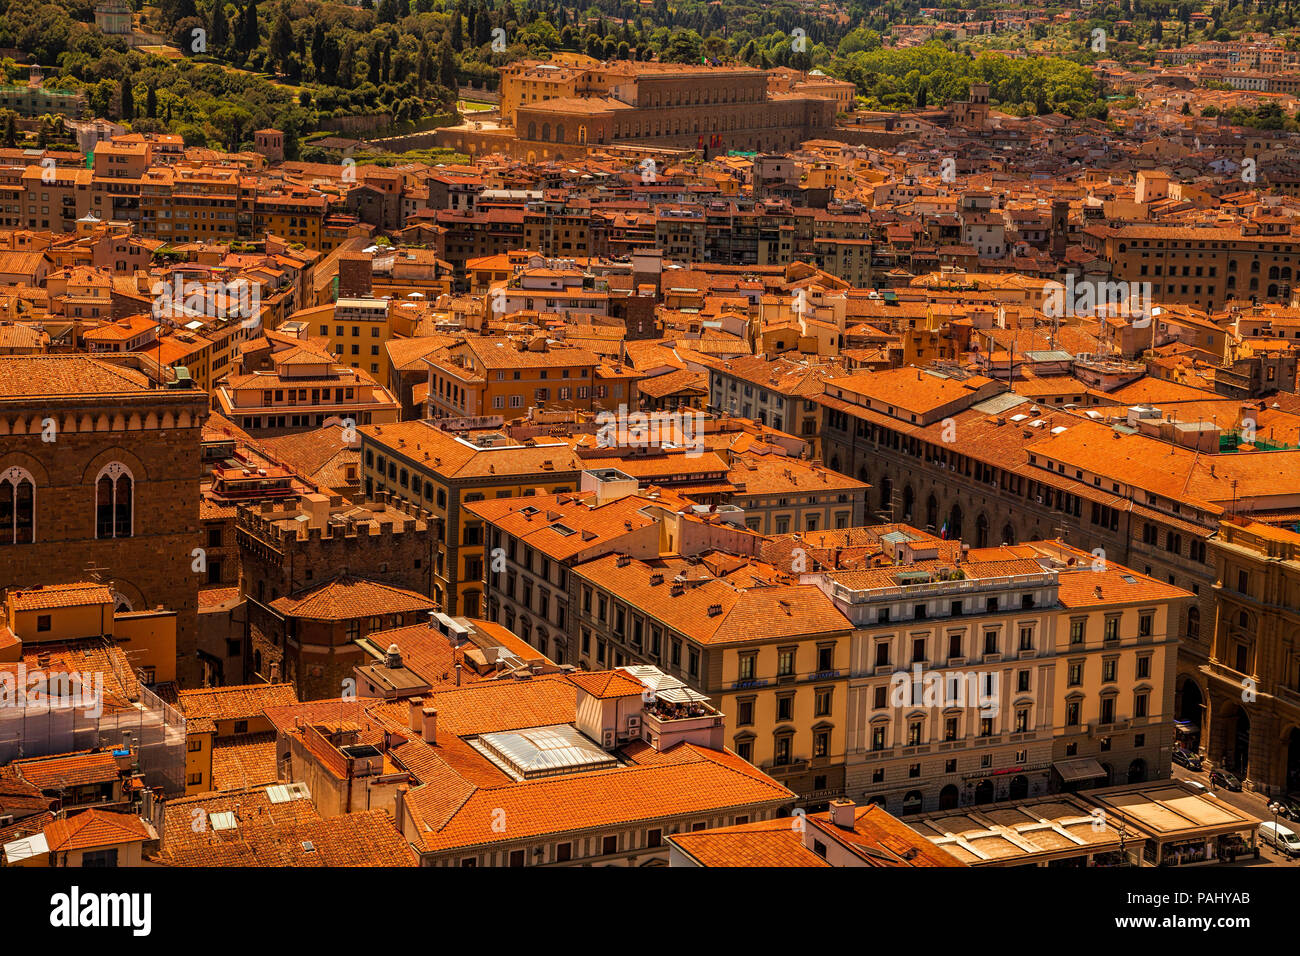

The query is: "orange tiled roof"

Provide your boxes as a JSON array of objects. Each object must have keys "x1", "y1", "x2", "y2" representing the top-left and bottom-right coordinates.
[
  {"x1": 177, "y1": 683, "x2": 299, "y2": 723},
  {"x1": 268, "y1": 576, "x2": 437, "y2": 621},
  {"x1": 571, "y1": 553, "x2": 850, "y2": 645},
  {"x1": 567, "y1": 669, "x2": 646, "y2": 700},
  {"x1": 405, "y1": 741, "x2": 792, "y2": 853},
  {"x1": 669, "y1": 817, "x2": 831, "y2": 867},
  {"x1": 0, "y1": 356, "x2": 152, "y2": 398},
  {"x1": 43, "y1": 809, "x2": 153, "y2": 853},
  {"x1": 8, "y1": 582, "x2": 114, "y2": 612},
  {"x1": 155, "y1": 788, "x2": 415, "y2": 866},
  {"x1": 210, "y1": 734, "x2": 279, "y2": 792},
  {"x1": 14, "y1": 751, "x2": 121, "y2": 790}
]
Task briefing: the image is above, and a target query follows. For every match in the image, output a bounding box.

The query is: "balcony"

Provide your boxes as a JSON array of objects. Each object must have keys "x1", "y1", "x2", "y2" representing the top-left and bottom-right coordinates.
[
  {"x1": 1091, "y1": 718, "x2": 1130, "y2": 736},
  {"x1": 642, "y1": 698, "x2": 725, "y2": 751},
  {"x1": 643, "y1": 705, "x2": 722, "y2": 737},
  {"x1": 761, "y1": 757, "x2": 809, "y2": 776}
]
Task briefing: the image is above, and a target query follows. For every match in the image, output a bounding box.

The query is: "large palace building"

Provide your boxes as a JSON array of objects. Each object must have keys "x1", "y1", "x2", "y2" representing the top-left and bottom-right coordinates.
[{"x1": 439, "y1": 59, "x2": 848, "y2": 162}]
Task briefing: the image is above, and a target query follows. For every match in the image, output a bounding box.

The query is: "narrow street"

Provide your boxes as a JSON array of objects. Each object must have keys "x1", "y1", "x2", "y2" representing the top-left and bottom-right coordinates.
[{"x1": 1172, "y1": 765, "x2": 1300, "y2": 868}]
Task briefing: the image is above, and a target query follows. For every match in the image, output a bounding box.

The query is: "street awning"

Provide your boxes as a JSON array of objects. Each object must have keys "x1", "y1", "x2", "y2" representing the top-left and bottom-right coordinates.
[{"x1": 1053, "y1": 758, "x2": 1109, "y2": 783}]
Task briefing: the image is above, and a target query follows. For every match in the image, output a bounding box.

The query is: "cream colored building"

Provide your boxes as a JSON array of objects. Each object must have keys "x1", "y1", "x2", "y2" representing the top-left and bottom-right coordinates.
[{"x1": 816, "y1": 532, "x2": 1189, "y2": 816}]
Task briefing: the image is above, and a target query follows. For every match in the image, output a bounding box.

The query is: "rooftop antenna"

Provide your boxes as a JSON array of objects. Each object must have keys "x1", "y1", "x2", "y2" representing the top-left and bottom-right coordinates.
[{"x1": 1054, "y1": 512, "x2": 1073, "y2": 545}]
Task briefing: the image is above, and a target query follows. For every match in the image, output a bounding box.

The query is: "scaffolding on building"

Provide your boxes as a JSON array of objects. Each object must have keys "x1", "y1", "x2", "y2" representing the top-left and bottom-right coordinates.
[{"x1": 0, "y1": 646, "x2": 187, "y2": 795}]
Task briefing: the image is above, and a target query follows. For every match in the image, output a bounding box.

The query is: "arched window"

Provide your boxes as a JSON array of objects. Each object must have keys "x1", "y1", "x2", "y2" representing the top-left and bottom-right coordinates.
[
  {"x1": 95, "y1": 463, "x2": 133, "y2": 539},
  {"x1": 527, "y1": 122, "x2": 536, "y2": 140},
  {"x1": 0, "y1": 465, "x2": 34, "y2": 544},
  {"x1": 555, "y1": 124, "x2": 565, "y2": 143}
]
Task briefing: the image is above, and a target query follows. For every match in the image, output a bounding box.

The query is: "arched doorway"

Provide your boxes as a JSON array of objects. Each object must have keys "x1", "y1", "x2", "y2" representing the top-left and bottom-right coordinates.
[
  {"x1": 1127, "y1": 758, "x2": 1146, "y2": 783},
  {"x1": 947, "y1": 503, "x2": 963, "y2": 540},
  {"x1": 1288, "y1": 728, "x2": 1300, "y2": 793},
  {"x1": 1179, "y1": 680, "x2": 1203, "y2": 725},
  {"x1": 902, "y1": 790, "x2": 923, "y2": 815},
  {"x1": 974, "y1": 780, "x2": 994, "y2": 804},
  {"x1": 903, "y1": 484, "x2": 915, "y2": 521},
  {"x1": 1009, "y1": 775, "x2": 1029, "y2": 800},
  {"x1": 1177, "y1": 679, "x2": 1204, "y2": 753},
  {"x1": 1233, "y1": 708, "x2": 1251, "y2": 776},
  {"x1": 939, "y1": 784, "x2": 959, "y2": 810},
  {"x1": 1002, "y1": 522, "x2": 1015, "y2": 545},
  {"x1": 926, "y1": 494, "x2": 938, "y2": 531},
  {"x1": 880, "y1": 477, "x2": 893, "y2": 513},
  {"x1": 975, "y1": 513, "x2": 989, "y2": 548},
  {"x1": 866, "y1": 795, "x2": 886, "y2": 808}
]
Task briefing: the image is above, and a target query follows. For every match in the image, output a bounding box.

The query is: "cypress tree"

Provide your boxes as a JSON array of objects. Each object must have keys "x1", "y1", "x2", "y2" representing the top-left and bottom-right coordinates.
[{"x1": 211, "y1": 1, "x2": 230, "y2": 52}]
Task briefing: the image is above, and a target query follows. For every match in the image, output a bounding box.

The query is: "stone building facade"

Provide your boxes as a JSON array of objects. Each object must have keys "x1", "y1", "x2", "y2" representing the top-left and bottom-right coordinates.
[
  {"x1": 0, "y1": 356, "x2": 208, "y2": 685},
  {"x1": 1199, "y1": 518, "x2": 1300, "y2": 795},
  {"x1": 816, "y1": 381, "x2": 1220, "y2": 752},
  {"x1": 440, "y1": 62, "x2": 837, "y2": 162},
  {"x1": 236, "y1": 493, "x2": 435, "y2": 684}
]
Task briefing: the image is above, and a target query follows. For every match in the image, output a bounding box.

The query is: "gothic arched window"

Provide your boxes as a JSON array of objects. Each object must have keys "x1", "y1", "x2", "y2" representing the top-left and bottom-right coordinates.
[
  {"x1": 0, "y1": 466, "x2": 34, "y2": 544},
  {"x1": 95, "y1": 462, "x2": 133, "y2": 539}
]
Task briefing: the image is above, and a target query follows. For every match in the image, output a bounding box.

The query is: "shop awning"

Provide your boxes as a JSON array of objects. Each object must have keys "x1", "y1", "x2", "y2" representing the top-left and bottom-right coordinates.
[
  {"x1": 1053, "y1": 758, "x2": 1109, "y2": 783},
  {"x1": 1174, "y1": 720, "x2": 1197, "y2": 732}
]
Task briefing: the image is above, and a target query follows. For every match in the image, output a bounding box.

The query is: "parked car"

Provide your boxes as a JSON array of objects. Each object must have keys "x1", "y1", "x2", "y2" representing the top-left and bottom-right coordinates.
[
  {"x1": 1173, "y1": 749, "x2": 1203, "y2": 771},
  {"x1": 1210, "y1": 769, "x2": 1242, "y2": 791},
  {"x1": 1267, "y1": 795, "x2": 1300, "y2": 822},
  {"x1": 1185, "y1": 780, "x2": 1210, "y2": 795},
  {"x1": 1259, "y1": 822, "x2": 1300, "y2": 858}
]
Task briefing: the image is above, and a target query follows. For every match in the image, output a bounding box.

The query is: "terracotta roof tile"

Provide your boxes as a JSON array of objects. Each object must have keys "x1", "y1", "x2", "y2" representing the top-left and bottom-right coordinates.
[
  {"x1": 43, "y1": 809, "x2": 153, "y2": 853},
  {"x1": 178, "y1": 683, "x2": 299, "y2": 722}
]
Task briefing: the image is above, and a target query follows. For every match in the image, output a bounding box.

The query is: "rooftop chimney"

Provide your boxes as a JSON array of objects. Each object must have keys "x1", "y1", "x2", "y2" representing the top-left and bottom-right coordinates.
[
  {"x1": 408, "y1": 696, "x2": 424, "y2": 733},
  {"x1": 829, "y1": 797, "x2": 856, "y2": 830},
  {"x1": 421, "y1": 707, "x2": 437, "y2": 745}
]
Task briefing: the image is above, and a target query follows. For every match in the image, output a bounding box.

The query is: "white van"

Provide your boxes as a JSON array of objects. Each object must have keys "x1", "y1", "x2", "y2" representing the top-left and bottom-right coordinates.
[{"x1": 1259, "y1": 821, "x2": 1300, "y2": 858}]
